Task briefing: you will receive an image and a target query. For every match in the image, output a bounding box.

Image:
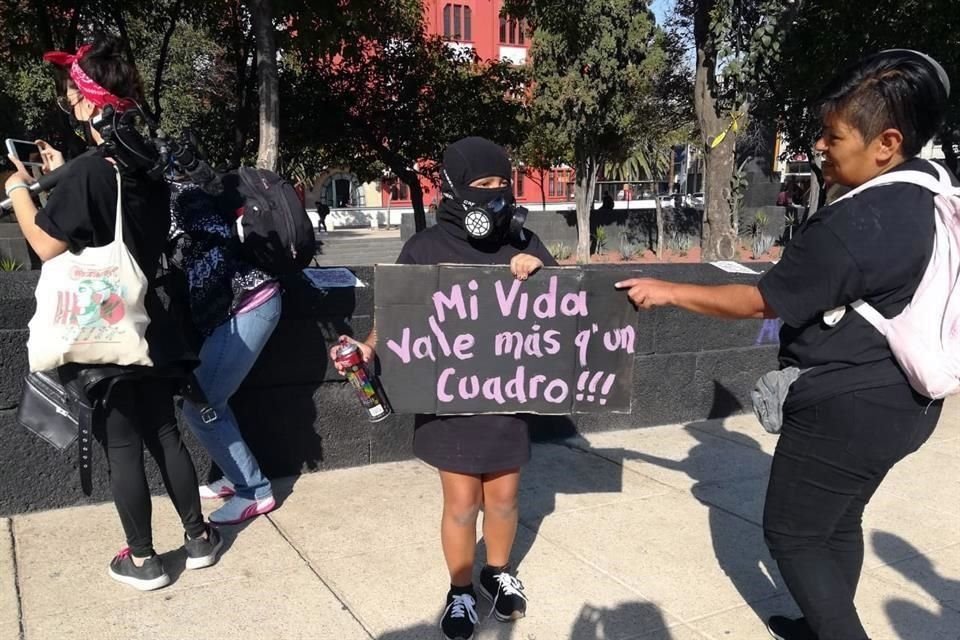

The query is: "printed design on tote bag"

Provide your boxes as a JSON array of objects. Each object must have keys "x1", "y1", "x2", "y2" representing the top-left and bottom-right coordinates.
[{"x1": 53, "y1": 266, "x2": 128, "y2": 344}]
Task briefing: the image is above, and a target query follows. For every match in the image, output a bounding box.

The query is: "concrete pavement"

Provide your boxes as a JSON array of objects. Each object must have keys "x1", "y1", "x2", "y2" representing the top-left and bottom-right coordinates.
[{"x1": 1, "y1": 401, "x2": 958, "y2": 640}]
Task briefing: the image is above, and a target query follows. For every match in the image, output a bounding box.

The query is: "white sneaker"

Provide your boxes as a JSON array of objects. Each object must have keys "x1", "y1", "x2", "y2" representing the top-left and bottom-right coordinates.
[
  {"x1": 208, "y1": 495, "x2": 276, "y2": 525},
  {"x1": 199, "y1": 478, "x2": 236, "y2": 500}
]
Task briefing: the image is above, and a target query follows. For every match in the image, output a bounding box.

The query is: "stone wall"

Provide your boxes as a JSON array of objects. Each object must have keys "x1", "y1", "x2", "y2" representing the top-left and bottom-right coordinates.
[{"x1": 0, "y1": 263, "x2": 780, "y2": 515}]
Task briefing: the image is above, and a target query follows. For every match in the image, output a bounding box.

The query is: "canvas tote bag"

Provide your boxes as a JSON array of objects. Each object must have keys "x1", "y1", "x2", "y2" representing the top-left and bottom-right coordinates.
[{"x1": 27, "y1": 166, "x2": 152, "y2": 371}]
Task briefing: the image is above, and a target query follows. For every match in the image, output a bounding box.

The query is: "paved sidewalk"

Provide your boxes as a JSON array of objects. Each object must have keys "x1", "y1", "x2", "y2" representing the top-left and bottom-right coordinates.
[{"x1": 1, "y1": 402, "x2": 958, "y2": 640}]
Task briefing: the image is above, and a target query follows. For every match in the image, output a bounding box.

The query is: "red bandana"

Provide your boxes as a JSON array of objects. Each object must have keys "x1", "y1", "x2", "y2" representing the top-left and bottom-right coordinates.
[{"x1": 43, "y1": 45, "x2": 132, "y2": 111}]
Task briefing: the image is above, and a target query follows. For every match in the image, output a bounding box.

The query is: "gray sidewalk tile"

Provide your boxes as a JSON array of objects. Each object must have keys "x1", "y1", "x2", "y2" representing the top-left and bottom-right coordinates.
[
  {"x1": 0, "y1": 518, "x2": 19, "y2": 628},
  {"x1": 834, "y1": 572, "x2": 960, "y2": 640},
  {"x1": 624, "y1": 626, "x2": 713, "y2": 640},
  {"x1": 689, "y1": 570, "x2": 960, "y2": 640},
  {"x1": 519, "y1": 442, "x2": 672, "y2": 520},
  {"x1": 14, "y1": 500, "x2": 304, "y2": 617},
  {"x1": 685, "y1": 414, "x2": 780, "y2": 456},
  {"x1": 268, "y1": 462, "x2": 441, "y2": 562},
  {"x1": 685, "y1": 593, "x2": 799, "y2": 638},
  {"x1": 531, "y1": 492, "x2": 783, "y2": 622},
  {"x1": 883, "y1": 448, "x2": 960, "y2": 518},
  {"x1": 316, "y1": 526, "x2": 682, "y2": 640},
  {"x1": 22, "y1": 563, "x2": 370, "y2": 640},
  {"x1": 930, "y1": 436, "x2": 959, "y2": 458},
  {"x1": 868, "y1": 539, "x2": 960, "y2": 615},
  {"x1": 574, "y1": 422, "x2": 772, "y2": 494}
]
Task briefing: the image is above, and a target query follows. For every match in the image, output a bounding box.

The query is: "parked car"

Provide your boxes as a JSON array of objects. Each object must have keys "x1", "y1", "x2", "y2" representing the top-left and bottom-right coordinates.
[{"x1": 686, "y1": 192, "x2": 705, "y2": 207}]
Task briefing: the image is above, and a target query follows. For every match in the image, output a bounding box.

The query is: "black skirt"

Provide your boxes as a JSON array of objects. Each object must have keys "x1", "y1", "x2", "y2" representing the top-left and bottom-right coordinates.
[{"x1": 413, "y1": 413, "x2": 531, "y2": 474}]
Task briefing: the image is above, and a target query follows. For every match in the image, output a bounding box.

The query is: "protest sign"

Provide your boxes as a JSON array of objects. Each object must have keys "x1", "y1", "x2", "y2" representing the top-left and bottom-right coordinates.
[{"x1": 375, "y1": 265, "x2": 637, "y2": 415}]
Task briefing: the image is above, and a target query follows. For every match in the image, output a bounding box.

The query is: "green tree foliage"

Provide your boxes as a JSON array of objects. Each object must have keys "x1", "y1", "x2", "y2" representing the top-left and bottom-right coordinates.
[
  {"x1": 284, "y1": 0, "x2": 528, "y2": 230},
  {"x1": 673, "y1": 0, "x2": 803, "y2": 260},
  {"x1": 504, "y1": 0, "x2": 674, "y2": 263},
  {"x1": 758, "y1": 0, "x2": 960, "y2": 177}
]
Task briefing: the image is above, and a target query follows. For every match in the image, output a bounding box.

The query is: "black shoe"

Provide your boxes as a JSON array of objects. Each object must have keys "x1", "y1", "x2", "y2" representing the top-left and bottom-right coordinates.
[
  {"x1": 478, "y1": 565, "x2": 527, "y2": 622},
  {"x1": 440, "y1": 589, "x2": 478, "y2": 640},
  {"x1": 767, "y1": 616, "x2": 817, "y2": 640},
  {"x1": 184, "y1": 525, "x2": 223, "y2": 570},
  {"x1": 108, "y1": 548, "x2": 171, "y2": 591}
]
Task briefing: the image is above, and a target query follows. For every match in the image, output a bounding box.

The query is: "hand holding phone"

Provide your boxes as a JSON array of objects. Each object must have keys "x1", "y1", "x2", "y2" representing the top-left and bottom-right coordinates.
[
  {"x1": 5, "y1": 139, "x2": 42, "y2": 167},
  {"x1": 36, "y1": 140, "x2": 64, "y2": 173}
]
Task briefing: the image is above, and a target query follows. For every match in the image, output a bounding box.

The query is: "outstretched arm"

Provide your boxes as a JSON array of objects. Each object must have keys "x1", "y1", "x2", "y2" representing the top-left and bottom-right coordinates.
[{"x1": 615, "y1": 279, "x2": 778, "y2": 320}]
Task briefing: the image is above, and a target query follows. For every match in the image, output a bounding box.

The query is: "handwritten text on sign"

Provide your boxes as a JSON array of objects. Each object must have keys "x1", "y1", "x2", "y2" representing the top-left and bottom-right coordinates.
[{"x1": 375, "y1": 265, "x2": 637, "y2": 415}]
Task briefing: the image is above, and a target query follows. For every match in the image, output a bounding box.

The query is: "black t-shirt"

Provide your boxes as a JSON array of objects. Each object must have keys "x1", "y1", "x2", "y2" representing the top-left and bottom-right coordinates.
[
  {"x1": 35, "y1": 152, "x2": 193, "y2": 369},
  {"x1": 759, "y1": 158, "x2": 949, "y2": 409},
  {"x1": 396, "y1": 222, "x2": 558, "y2": 473}
]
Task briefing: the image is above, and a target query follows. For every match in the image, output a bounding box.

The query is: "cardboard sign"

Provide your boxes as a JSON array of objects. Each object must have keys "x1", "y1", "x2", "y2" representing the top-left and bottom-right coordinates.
[{"x1": 375, "y1": 265, "x2": 637, "y2": 415}]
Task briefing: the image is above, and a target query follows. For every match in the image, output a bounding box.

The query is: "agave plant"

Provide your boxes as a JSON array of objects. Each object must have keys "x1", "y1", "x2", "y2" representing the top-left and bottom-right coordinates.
[{"x1": 0, "y1": 256, "x2": 23, "y2": 272}]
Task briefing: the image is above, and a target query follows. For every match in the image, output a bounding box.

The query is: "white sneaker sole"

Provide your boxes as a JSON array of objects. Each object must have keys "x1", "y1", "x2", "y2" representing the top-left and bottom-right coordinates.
[
  {"x1": 208, "y1": 497, "x2": 277, "y2": 525},
  {"x1": 107, "y1": 566, "x2": 171, "y2": 591},
  {"x1": 477, "y1": 584, "x2": 525, "y2": 622},
  {"x1": 185, "y1": 536, "x2": 224, "y2": 570}
]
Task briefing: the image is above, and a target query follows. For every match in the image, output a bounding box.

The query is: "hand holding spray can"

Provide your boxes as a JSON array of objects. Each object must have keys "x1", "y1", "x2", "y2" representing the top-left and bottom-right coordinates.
[{"x1": 335, "y1": 339, "x2": 392, "y2": 422}]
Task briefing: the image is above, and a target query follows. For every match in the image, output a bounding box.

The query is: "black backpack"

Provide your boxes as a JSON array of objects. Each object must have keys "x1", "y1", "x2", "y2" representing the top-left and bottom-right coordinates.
[{"x1": 234, "y1": 167, "x2": 316, "y2": 275}]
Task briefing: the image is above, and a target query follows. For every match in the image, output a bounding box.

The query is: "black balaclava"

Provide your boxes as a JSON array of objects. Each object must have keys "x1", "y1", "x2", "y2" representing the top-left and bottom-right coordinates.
[{"x1": 438, "y1": 137, "x2": 516, "y2": 245}]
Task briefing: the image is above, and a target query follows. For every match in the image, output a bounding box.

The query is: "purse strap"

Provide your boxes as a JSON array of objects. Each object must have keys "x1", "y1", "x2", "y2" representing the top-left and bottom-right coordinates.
[
  {"x1": 112, "y1": 166, "x2": 124, "y2": 246},
  {"x1": 77, "y1": 401, "x2": 95, "y2": 495}
]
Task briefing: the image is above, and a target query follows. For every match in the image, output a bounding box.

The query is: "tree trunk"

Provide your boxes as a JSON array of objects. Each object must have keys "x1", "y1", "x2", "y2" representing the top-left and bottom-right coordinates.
[
  {"x1": 112, "y1": 3, "x2": 138, "y2": 67},
  {"x1": 654, "y1": 194, "x2": 664, "y2": 260},
  {"x1": 231, "y1": 35, "x2": 257, "y2": 168},
  {"x1": 251, "y1": 0, "x2": 279, "y2": 172},
  {"x1": 942, "y1": 131, "x2": 959, "y2": 177},
  {"x1": 693, "y1": 1, "x2": 738, "y2": 261},
  {"x1": 539, "y1": 170, "x2": 547, "y2": 211},
  {"x1": 574, "y1": 156, "x2": 600, "y2": 264},
  {"x1": 409, "y1": 176, "x2": 427, "y2": 232},
  {"x1": 152, "y1": 0, "x2": 184, "y2": 121},
  {"x1": 807, "y1": 153, "x2": 824, "y2": 218}
]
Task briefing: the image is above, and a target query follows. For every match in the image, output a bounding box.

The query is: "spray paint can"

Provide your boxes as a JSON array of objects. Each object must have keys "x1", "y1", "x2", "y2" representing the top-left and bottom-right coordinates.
[{"x1": 335, "y1": 340, "x2": 392, "y2": 422}]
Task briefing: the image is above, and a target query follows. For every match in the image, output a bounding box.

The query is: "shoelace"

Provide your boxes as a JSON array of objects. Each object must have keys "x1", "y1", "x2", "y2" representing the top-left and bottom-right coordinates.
[
  {"x1": 446, "y1": 594, "x2": 479, "y2": 624},
  {"x1": 115, "y1": 547, "x2": 132, "y2": 561},
  {"x1": 484, "y1": 572, "x2": 527, "y2": 622},
  {"x1": 493, "y1": 573, "x2": 527, "y2": 602}
]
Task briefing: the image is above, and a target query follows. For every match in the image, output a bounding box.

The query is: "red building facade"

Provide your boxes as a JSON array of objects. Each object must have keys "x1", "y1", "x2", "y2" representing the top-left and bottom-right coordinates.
[{"x1": 382, "y1": 1, "x2": 577, "y2": 210}]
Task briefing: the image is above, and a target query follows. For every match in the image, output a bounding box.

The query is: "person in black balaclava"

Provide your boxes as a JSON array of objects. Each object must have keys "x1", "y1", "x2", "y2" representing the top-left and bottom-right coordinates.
[{"x1": 330, "y1": 137, "x2": 557, "y2": 640}]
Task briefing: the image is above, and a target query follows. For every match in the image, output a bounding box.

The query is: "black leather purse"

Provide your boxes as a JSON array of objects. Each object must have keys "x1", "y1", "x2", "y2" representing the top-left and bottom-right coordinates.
[
  {"x1": 17, "y1": 371, "x2": 80, "y2": 450},
  {"x1": 16, "y1": 369, "x2": 98, "y2": 495}
]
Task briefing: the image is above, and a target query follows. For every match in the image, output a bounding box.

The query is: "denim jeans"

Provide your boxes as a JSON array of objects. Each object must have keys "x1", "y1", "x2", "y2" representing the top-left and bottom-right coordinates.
[{"x1": 182, "y1": 292, "x2": 281, "y2": 500}]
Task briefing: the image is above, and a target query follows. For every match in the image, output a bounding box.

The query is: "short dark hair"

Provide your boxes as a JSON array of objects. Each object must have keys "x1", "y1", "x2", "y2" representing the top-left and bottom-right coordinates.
[
  {"x1": 76, "y1": 34, "x2": 145, "y2": 104},
  {"x1": 817, "y1": 51, "x2": 949, "y2": 157}
]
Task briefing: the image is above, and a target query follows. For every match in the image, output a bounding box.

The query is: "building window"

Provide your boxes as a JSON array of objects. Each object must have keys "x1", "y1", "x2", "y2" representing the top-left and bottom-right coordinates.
[
  {"x1": 390, "y1": 180, "x2": 410, "y2": 201},
  {"x1": 499, "y1": 18, "x2": 527, "y2": 45},
  {"x1": 513, "y1": 169, "x2": 525, "y2": 198},
  {"x1": 443, "y1": 4, "x2": 472, "y2": 41},
  {"x1": 547, "y1": 170, "x2": 573, "y2": 198}
]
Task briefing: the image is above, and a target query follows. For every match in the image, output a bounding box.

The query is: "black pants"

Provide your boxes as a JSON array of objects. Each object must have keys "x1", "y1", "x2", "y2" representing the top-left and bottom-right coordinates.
[
  {"x1": 95, "y1": 379, "x2": 206, "y2": 557},
  {"x1": 763, "y1": 384, "x2": 941, "y2": 640}
]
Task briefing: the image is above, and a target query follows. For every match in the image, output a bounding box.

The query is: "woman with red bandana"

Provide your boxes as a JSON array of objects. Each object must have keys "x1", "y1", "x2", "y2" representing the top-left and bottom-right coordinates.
[{"x1": 4, "y1": 34, "x2": 222, "y2": 591}]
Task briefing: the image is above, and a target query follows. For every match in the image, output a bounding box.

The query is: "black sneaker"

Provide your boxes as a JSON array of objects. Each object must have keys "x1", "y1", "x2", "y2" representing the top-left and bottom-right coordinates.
[
  {"x1": 767, "y1": 616, "x2": 817, "y2": 640},
  {"x1": 108, "y1": 548, "x2": 171, "y2": 591},
  {"x1": 184, "y1": 525, "x2": 223, "y2": 570},
  {"x1": 439, "y1": 589, "x2": 478, "y2": 640},
  {"x1": 478, "y1": 565, "x2": 527, "y2": 622}
]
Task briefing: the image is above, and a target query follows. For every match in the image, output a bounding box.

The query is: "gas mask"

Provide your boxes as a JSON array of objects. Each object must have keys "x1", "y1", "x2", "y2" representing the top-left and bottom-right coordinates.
[{"x1": 442, "y1": 169, "x2": 528, "y2": 242}]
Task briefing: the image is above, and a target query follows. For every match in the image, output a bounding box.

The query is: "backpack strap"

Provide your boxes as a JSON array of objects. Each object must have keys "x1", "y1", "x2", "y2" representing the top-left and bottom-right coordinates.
[{"x1": 831, "y1": 161, "x2": 957, "y2": 329}]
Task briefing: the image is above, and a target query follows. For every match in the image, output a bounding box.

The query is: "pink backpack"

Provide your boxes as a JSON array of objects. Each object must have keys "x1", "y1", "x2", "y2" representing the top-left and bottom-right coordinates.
[{"x1": 830, "y1": 161, "x2": 960, "y2": 399}]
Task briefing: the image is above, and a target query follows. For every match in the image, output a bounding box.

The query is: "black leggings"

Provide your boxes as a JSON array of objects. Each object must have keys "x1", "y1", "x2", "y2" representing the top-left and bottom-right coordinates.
[
  {"x1": 763, "y1": 384, "x2": 941, "y2": 640},
  {"x1": 95, "y1": 379, "x2": 206, "y2": 557}
]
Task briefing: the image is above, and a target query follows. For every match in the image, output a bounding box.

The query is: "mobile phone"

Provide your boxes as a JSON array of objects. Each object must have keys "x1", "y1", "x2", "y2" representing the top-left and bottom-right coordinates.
[{"x1": 5, "y1": 139, "x2": 43, "y2": 167}]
